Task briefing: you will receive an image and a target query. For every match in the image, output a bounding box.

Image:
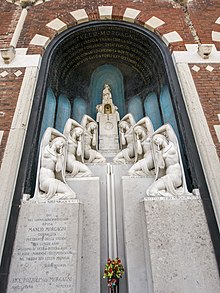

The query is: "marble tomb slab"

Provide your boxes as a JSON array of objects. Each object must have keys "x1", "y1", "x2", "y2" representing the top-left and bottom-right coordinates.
[
  {"x1": 66, "y1": 177, "x2": 101, "y2": 293},
  {"x1": 143, "y1": 195, "x2": 220, "y2": 293},
  {"x1": 7, "y1": 200, "x2": 83, "y2": 293}
]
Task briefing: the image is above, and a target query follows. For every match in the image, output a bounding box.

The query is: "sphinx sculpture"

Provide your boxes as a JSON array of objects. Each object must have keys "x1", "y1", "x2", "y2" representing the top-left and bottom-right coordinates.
[
  {"x1": 33, "y1": 127, "x2": 76, "y2": 202},
  {"x1": 64, "y1": 119, "x2": 92, "y2": 177},
  {"x1": 128, "y1": 117, "x2": 155, "y2": 176},
  {"x1": 146, "y1": 124, "x2": 189, "y2": 197},
  {"x1": 81, "y1": 115, "x2": 106, "y2": 163},
  {"x1": 113, "y1": 113, "x2": 136, "y2": 164}
]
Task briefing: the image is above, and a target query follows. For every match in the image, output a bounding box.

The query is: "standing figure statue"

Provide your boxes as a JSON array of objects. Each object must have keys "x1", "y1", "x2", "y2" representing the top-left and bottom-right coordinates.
[
  {"x1": 81, "y1": 115, "x2": 106, "y2": 163},
  {"x1": 128, "y1": 117, "x2": 155, "y2": 176},
  {"x1": 146, "y1": 124, "x2": 189, "y2": 196},
  {"x1": 64, "y1": 119, "x2": 92, "y2": 177},
  {"x1": 33, "y1": 127, "x2": 76, "y2": 202},
  {"x1": 102, "y1": 84, "x2": 113, "y2": 104},
  {"x1": 96, "y1": 84, "x2": 119, "y2": 115},
  {"x1": 113, "y1": 113, "x2": 136, "y2": 164}
]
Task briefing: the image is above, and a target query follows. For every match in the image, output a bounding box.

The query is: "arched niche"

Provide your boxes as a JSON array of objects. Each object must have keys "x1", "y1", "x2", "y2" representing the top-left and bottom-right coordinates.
[
  {"x1": 144, "y1": 92, "x2": 162, "y2": 130},
  {"x1": 128, "y1": 96, "x2": 143, "y2": 122},
  {"x1": 72, "y1": 97, "x2": 87, "y2": 123},
  {"x1": 39, "y1": 87, "x2": 56, "y2": 141},
  {"x1": 89, "y1": 64, "x2": 125, "y2": 118},
  {"x1": 2, "y1": 23, "x2": 219, "y2": 292},
  {"x1": 55, "y1": 94, "x2": 71, "y2": 132},
  {"x1": 160, "y1": 85, "x2": 179, "y2": 138},
  {"x1": 18, "y1": 21, "x2": 201, "y2": 197}
]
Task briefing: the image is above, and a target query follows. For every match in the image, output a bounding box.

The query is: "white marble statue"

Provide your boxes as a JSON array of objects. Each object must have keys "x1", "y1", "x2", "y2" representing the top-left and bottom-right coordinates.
[
  {"x1": 146, "y1": 124, "x2": 189, "y2": 196},
  {"x1": 33, "y1": 127, "x2": 76, "y2": 202},
  {"x1": 113, "y1": 113, "x2": 136, "y2": 164},
  {"x1": 96, "y1": 84, "x2": 120, "y2": 153},
  {"x1": 128, "y1": 117, "x2": 155, "y2": 176},
  {"x1": 96, "y1": 84, "x2": 119, "y2": 116},
  {"x1": 81, "y1": 115, "x2": 106, "y2": 163},
  {"x1": 102, "y1": 83, "x2": 112, "y2": 104},
  {"x1": 64, "y1": 119, "x2": 92, "y2": 177}
]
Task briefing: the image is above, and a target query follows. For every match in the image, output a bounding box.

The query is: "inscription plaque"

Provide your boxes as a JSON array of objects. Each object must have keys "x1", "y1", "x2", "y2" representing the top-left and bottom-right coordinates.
[{"x1": 7, "y1": 200, "x2": 83, "y2": 293}]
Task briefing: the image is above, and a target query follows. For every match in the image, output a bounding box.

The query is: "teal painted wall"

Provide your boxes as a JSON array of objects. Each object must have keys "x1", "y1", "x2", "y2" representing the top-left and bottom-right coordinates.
[
  {"x1": 55, "y1": 94, "x2": 71, "y2": 132},
  {"x1": 89, "y1": 64, "x2": 125, "y2": 119}
]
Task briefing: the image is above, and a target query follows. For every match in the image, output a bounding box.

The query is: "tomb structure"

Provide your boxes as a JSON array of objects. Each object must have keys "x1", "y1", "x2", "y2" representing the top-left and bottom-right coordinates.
[{"x1": 5, "y1": 84, "x2": 220, "y2": 293}]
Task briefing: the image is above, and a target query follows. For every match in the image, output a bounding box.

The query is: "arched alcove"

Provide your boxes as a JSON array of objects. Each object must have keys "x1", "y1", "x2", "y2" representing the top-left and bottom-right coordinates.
[
  {"x1": 72, "y1": 97, "x2": 87, "y2": 123},
  {"x1": 21, "y1": 21, "x2": 196, "y2": 195},
  {"x1": 128, "y1": 95, "x2": 143, "y2": 122},
  {"x1": 89, "y1": 64, "x2": 125, "y2": 118},
  {"x1": 2, "y1": 21, "x2": 220, "y2": 293}
]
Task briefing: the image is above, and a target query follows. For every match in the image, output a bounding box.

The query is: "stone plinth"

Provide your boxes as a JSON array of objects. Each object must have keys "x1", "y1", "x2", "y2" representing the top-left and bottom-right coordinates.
[
  {"x1": 122, "y1": 176, "x2": 154, "y2": 293},
  {"x1": 7, "y1": 200, "x2": 83, "y2": 293},
  {"x1": 143, "y1": 196, "x2": 220, "y2": 293},
  {"x1": 97, "y1": 113, "x2": 120, "y2": 152},
  {"x1": 122, "y1": 176, "x2": 220, "y2": 293},
  {"x1": 66, "y1": 177, "x2": 101, "y2": 293}
]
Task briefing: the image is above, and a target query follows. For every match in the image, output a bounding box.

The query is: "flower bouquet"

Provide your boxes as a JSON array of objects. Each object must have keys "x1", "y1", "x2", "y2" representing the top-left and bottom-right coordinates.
[{"x1": 103, "y1": 257, "x2": 125, "y2": 291}]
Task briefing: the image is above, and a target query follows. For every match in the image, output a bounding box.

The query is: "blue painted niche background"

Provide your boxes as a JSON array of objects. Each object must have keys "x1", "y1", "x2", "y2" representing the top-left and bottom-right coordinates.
[
  {"x1": 40, "y1": 65, "x2": 180, "y2": 143},
  {"x1": 89, "y1": 64, "x2": 125, "y2": 118}
]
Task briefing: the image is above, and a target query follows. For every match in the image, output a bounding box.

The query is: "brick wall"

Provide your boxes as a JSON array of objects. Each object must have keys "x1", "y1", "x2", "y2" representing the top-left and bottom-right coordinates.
[
  {"x1": 0, "y1": 69, "x2": 24, "y2": 166},
  {"x1": 189, "y1": 0, "x2": 220, "y2": 50},
  {"x1": 0, "y1": 2, "x2": 21, "y2": 47},
  {"x1": 17, "y1": 0, "x2": 194, "y2": 52},
  {"x1": 190, "y1": 64, "x2": 220, "y2": 157}
]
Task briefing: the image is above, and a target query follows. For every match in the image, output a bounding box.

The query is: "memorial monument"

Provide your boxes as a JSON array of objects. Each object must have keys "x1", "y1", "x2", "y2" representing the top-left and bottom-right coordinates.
[{"x1": 6, "y1": 84, "x2": 220, "y2": 293}]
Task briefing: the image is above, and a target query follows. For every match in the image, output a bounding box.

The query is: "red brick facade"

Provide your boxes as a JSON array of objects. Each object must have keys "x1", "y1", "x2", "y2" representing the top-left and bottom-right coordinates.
[
  {"x1": 0, "y1": 69, "x2": 24, "y2": 166},
  {"x1": 190, "y1": 63, "x2": 220, "y2": 157}
]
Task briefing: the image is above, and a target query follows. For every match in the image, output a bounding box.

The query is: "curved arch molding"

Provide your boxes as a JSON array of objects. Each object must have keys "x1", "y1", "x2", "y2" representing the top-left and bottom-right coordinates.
[{"x1": 29, "y1": 7, "x2": 184, "y2": 50}]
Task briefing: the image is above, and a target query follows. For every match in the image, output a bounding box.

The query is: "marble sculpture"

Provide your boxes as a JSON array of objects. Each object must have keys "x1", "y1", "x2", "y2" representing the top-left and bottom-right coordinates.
[
  {"x1": 113, "y1": 113, "x2": 136, "y2": 164},
  {"x1": 81, "y1": 114, "x2": 106, "y2": 163},
  {"x1": 33, "y1": 127, "x2": 76, "y2": 201},
  {"x1": 64, "y1": 118, "x2": 92, "y2": 177},
  {"x1": 35, "y1": 84, "x2": 189, "y2": 200},
  {"x1": 146, "y1": 124, "x2": 188, "y2": 196},
  {"x1": 128, "y1": 117, "x2": 155, "y2": 176}
]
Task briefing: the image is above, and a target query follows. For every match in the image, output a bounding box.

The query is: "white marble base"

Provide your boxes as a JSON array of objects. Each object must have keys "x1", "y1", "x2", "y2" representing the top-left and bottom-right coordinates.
[
  {"x1": 67, "y1": 177, "x2": 101, "y2": 293},
  {"x1": 122, "y1": 176, "x2": 220, "y2": 293},
  {"x1": 7, "y1": 200, "x2": 83, "y2": 293},
  {"x1": 122, "y1": 176, "x2": 154, "y2": 293},
  {"x1": 143, "y1": 196, "x2": 220, "y2": 293}
]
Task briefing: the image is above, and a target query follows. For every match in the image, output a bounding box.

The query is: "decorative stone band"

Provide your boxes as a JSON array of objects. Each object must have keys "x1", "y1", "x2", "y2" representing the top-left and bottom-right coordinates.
[
  {"x1": 29, "y1": 8, "x2": 184, "y2": 50},
  {"x1": 4, "y1": 3, "x2": 220, "y2": 50},
  {"x1": 123, "y1": 8, "x2": 141, "y2": 23},
  {"x1": 46, "y1": 18, "x2": 67, "y2": 34}
]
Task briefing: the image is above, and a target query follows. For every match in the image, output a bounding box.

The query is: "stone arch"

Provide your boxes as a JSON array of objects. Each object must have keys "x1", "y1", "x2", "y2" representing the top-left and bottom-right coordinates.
[{"x1": 29, "y1": 7, "x2": 184, "y2": 52}]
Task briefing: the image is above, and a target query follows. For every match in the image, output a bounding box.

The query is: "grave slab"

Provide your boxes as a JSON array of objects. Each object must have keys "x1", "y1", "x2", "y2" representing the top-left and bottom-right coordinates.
[
  {"x1": 67, "y1": 177, "x2": 101, "y2": 293},
  {"x1": 143, "y1": 195, "x2": 220, "y2": 293},
  {"x1": 7, "y1": 200, "x2": 83, "y2": 293}
]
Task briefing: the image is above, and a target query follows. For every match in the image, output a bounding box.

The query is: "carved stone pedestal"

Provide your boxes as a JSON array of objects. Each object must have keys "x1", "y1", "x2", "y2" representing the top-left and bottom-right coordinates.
[
  {"x1": 67, "y1": 177, "x2": 101, "y2": 293},
  {"x1": 122, "y1": 176, "x2": 220, "y2": 293},
  {"x1": 122, "y1": 176, "x2": 154, "y2": 292},
  {"x1": 143, "y1": 195, "x2": 220, "y2": 293},
  {"x1": 7, "y1": 200, "x2": 83, "y2": 293}
]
